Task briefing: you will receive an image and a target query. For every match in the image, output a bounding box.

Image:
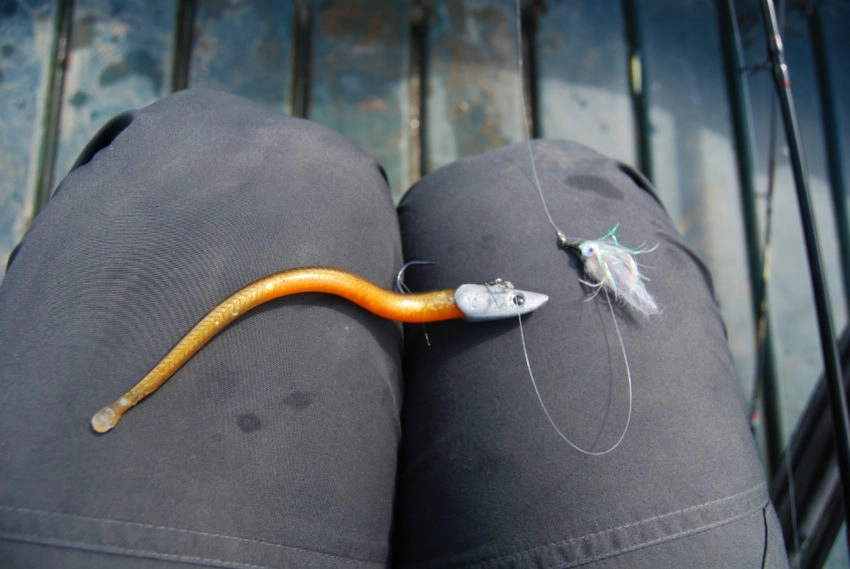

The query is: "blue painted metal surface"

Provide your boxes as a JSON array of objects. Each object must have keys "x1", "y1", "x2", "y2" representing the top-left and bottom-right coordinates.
[
  {"x1": 641, "y1": 0, "x2": 758, "y2": 393},
  {"x1": 189, "y1": 0, "x2": 295, "y2": 115},
  {"x1": 425, "y1": 0, "x2": 524, "y2": 172},
  {"x1": 53, "y1": 0, "x2": 177, "y2": 184},
  {"x1": 537, "y1": 0, "x2": 635, "y2": 166},
  {"x1": 309, "y1": 0, "x2": 412, "y2": 199},
  {"x1": 0, "y1": 0, "x2": 55, "y2": 275}
]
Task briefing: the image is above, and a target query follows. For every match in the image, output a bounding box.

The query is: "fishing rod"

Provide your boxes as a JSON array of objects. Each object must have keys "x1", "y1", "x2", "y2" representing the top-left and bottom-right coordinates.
[{"x1": 758, "y1": 0, "x2": 850, "y2": 551}]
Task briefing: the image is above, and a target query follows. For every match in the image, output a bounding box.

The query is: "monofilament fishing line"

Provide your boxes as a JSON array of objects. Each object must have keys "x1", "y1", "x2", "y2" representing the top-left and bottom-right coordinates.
[{"x1": 512, "y1": 0, "x2": 658, "y2": 455}]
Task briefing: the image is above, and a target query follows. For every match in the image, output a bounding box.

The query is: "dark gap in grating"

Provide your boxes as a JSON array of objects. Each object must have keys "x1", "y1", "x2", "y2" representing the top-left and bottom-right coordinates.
[
  {"x1": 171, "y1": 0, "x2": 197, "y2": 93},
  {"x1": 291, "y1": 1, "x2": 313, "y2": 119},
  {"x1": 809, "y1": 4, "x2": 850, "y2": 307},
  {"x1": 410, "y1": 0, "x2": 430, "y2": 180},
  {"x1": 520, "y1": 1, "x2": 544, "y2": 139},
  {"x1": 34, "y1": 0, "x2": 75, "y2": 214},
  {"x1": 620, "y1": 0, "x2": 653, "y2": 182}
]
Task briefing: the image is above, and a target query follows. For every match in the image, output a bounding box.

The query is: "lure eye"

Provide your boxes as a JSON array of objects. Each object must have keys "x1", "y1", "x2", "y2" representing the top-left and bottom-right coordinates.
[
  {"x1": 511, "y1": 293, "x2": 526, "y2": 307},
  {"x1": 580, "y1": 242, "x2": 597, "y2": 258}
]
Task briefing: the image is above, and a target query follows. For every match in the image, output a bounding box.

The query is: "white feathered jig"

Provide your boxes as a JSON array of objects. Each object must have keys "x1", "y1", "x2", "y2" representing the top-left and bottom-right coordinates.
[{"x1": 573, "y1": 225, "x2": 660, "y2": 317}]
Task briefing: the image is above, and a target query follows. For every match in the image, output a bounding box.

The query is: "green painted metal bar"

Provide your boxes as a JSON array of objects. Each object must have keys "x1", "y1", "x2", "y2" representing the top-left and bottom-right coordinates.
[
  {"x1": 291, "y1": 0, "x2": 311, "y2": 119},
  {"x1": 809, "y1": 4, "x2": 850, "y2": 310},
  {"x1": 620, "y1": 0, "x2": 653, "y2": 182},
  {"x1": 716, "y1": 0, "x2": 783, "y2": 476},
  {"x1": 33, "y1": 0, "x2": 73, "y2": 215},
  {"x1": 409, "y1": 0, "x2": 428, "y2": 182},
  {"x1": 519, "y1": 0, "x2": 541, "y2": 140},
  {"x1": 170, "y1": 0, "x2": 195, "y2": 93}
]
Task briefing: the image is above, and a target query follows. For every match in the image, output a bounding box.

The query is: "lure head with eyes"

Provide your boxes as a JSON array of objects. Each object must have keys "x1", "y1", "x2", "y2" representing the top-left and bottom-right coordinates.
[{"x1": 454, "y1": 279, "x2": 549, "y2": 321}]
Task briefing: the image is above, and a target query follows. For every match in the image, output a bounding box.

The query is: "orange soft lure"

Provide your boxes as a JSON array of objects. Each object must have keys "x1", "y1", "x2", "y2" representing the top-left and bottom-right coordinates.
[{"x1": 91, "y1": 267, "x2": 548, "y2": 433}]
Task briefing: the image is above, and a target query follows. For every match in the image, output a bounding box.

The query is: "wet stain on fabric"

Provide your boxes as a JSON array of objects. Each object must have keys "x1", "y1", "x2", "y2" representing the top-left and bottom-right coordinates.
[
  {"x1": 283, "y1": 391, "x2": 314, "y2": 410},
  {"x1": 565, "y1": 174, "x2": 624, "y2": 201},
  {"x1": 236, "y1": 412, "x2": 262, "y2": 433},
  {"x1": 473, "y1": 453, "x2": 521, "y2": 483},
  {"x1": 475, "y1": 454, "x2": 506, "y2": 474}
]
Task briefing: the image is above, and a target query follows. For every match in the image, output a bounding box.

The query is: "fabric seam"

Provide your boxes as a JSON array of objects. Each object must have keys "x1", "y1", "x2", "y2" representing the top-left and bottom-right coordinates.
[
  {"x1": 0, "y1": 503, "x2": 386, "y2": 568},
  {"x1": 403, "y1": 482, "x2": 769, "y2": 569},
  {"x1": 0, "y1": 531, "x2": 274, "y2": 569}
]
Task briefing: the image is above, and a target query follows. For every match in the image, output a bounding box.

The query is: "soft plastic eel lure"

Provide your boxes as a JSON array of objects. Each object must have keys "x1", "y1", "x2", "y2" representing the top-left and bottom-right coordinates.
[{"x1": 91, "y1": 266, "x2": 548, "y2": 433}]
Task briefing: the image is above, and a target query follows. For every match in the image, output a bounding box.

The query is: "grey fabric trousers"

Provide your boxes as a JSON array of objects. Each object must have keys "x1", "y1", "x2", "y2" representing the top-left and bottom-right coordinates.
[{"x1": 0, "y1": 89, "x2": 788, "y2": 568}]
